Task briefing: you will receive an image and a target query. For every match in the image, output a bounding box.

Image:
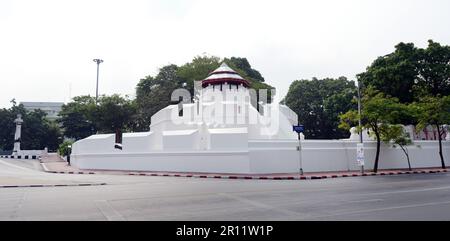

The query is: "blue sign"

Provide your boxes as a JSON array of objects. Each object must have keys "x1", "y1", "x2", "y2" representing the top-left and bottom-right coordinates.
[{"x1": 293, "y1": 125, "x2": 305, "y2": 133}]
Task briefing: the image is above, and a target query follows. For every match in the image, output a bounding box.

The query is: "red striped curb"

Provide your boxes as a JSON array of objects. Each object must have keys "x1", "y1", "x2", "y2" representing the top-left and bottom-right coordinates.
[
  {"x1": 0, "y1": 183, "x2": 106, "y2": 189},
  {"x1": 42, "y1": 168, "x2": 448, "y2": 181}
]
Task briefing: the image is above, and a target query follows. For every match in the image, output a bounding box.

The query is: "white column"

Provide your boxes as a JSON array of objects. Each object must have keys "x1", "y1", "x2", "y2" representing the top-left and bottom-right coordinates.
[{"x1": 13, "y1": 114, "x2": 23, "y2": 154}]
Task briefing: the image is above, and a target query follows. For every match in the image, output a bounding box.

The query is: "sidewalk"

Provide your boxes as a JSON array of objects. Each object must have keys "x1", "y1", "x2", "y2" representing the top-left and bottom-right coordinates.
[{"x1": 39, "y1": 156, "x2": 448, "y2": 180}]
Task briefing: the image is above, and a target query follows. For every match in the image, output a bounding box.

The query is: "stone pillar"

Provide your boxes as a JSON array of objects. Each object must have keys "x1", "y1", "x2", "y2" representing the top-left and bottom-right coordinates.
[{"x1": 13, "y1": 114, "x2": 23, "y2": 154}]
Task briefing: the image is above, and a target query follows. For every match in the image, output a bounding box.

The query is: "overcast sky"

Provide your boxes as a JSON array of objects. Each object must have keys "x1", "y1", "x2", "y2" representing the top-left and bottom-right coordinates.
[{"x1": 0, "y1": 0, "x2": 449, "y2": 108}]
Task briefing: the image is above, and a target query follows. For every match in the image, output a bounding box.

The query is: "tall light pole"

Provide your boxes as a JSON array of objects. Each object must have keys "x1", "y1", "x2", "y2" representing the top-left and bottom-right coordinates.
[
  {"x1": 357, "y1": 80, "x2": 364, "y2": 174},
  {"x1": 93, "y1": 59, "x2": 104, "y2": 103}
]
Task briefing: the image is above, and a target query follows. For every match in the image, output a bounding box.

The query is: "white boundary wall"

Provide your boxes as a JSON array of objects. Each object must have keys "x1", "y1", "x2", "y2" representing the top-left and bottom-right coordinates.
[{"x1": 71, "y1": 140, "x2": 450, "y2": 174}]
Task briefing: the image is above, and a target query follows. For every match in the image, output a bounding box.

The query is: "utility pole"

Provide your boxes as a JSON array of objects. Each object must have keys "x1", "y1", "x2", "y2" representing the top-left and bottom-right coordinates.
[
  {"x1": 298, "y1": 132, "x2": 304, "y2": 176},
  {"x1": 357, "y1": 80, "x2": 364, "y2": 174},
  {"x1": 93, "y1": 59, "x2": 104, "y2": 103}
]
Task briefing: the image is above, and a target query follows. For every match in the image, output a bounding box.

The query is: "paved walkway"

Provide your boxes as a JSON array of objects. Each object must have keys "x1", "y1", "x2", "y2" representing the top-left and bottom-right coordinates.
[
  {"x1": 0, "y1": 158, "x2": 105, "y2": 188},
  {"x1": 40, "y1": 155, "x2": 448, "y2": 180},
  {"x1": 40, "y1": 153, "x2": 65, "y2": 163}
]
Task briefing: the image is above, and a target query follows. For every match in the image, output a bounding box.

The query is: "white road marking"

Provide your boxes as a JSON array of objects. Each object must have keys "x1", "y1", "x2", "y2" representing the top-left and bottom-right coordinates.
[
  {"x1": 358, "y1": 186, "x2": 450, "y2": 196},
  {"x1": 94, "y1": 200, "x2": 125, "y2": 221},
  {"x1": 218, "y1": 192, "x2": 299, "y2": 217},
  {"x1": 308, "y1": 200, "x2": 450, "y2": 220},
  {"x1": 346, "y1": 199, "x2": 384, "y2": 203}
]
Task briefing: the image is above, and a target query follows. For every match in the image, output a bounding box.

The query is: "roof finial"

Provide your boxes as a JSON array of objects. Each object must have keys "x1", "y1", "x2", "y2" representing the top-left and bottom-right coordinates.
[{"x1": 220, "y1": 62, "x2": 229, "y2": 68}]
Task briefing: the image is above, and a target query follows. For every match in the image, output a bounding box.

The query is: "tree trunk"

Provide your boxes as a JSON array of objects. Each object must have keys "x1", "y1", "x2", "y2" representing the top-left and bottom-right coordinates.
[
  {"x1": 374, "y1": 128, "x2": 381, "y2": 173},
  {"x1": 400, "y1": 145, "x2": 411, "y2": 171},
  {"x1": 436, "y1": 124, "x2": 446, "y2": 169}
]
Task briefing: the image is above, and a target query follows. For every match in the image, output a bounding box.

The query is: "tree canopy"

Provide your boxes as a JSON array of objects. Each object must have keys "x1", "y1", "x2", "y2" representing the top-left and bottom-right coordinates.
[
  {"x1": 0, "y1": 103, "x2": 62, "y2": 152},
  {"x1": 358, "y1": 42, "x2": 419, "y2": 103},
  {"x1": 415, "y1": 40, "x2": 450, "y2": 98},
  {"x1": 284, "y1": 77, "x2": 357, "y2": 139},
  {"x1": 58, "y1": 95, "x2": 97, "y2": 140},
  {"x1": 358, "y1": 40, "x2": 450, "y2": 103},
  {"x1": 93, "y1": 94, "x2": 136, "y2": 133}
]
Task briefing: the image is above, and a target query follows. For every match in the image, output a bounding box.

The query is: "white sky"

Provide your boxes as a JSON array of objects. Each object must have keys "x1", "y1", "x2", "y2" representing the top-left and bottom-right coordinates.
[{"x1": 0, "y1": 0, "x2": 449, "y2": 108}]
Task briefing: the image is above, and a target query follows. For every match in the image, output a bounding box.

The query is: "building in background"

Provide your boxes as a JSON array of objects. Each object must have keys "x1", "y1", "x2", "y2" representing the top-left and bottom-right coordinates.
[
  {"x1": 406, "y1": 125, "x2": 449, "y2": 141},
  {"x1": 20, "y1": 102, "x2": 64, "y2": 120}
]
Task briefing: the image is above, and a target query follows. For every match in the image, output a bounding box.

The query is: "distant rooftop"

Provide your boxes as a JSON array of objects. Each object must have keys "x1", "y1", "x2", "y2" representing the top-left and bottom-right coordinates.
[
  {"x1": 20, "y1": 102, "x2": 64, "y2": 120},
  {"x1": 20, "y1": 102, "x2": 64, "y2": 107}
]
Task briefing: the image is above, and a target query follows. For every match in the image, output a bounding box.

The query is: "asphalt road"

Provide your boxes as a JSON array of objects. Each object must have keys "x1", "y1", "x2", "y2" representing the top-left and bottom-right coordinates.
[{"x1": 1, "y1": 158, "x2": 450, "y2": 220}]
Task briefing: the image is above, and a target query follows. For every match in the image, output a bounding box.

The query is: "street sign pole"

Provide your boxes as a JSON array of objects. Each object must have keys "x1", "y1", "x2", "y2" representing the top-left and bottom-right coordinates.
[
  {"x1": 293, "y1": 125, "x2": 305, "y2": 176},
  {"x1": 298, "y1": 132, "x2": 304, "y2": 176}
]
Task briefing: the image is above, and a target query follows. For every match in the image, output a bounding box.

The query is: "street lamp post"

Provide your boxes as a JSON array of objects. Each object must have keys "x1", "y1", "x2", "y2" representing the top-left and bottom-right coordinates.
[
  {"x1": 298, "y1": 132, "x2": 304, "y2": 176},
  {"x1": 357, "y1": 81, "x2": 364, "y2": 174},
  {"x1": 93, "y1": 59, "x2": 104, "y2": 103}
]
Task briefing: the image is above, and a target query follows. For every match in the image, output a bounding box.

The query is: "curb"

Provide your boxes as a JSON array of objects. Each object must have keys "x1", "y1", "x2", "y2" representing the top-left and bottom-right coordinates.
[
  {"x1": 0, "y1": 155, "x2": 41, "y2": 160},
  {"x1": 42, "y1": 168, "x2": 449, "y2": 181},
  {"x1": 40, "y1": 161, "x2": 96, "y2": 175},
  {"x1": 0, "y1": 183, "x2": 107, "y2": 189},
  {"x1": 126, "y1": 169, "x2": 448, "y2": 180}
]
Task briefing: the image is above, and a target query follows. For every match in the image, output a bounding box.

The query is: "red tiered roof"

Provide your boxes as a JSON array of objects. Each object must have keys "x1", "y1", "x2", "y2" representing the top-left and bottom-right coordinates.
[{"x1": 202, "y1": 63, "x2": 250, "y2": 88}]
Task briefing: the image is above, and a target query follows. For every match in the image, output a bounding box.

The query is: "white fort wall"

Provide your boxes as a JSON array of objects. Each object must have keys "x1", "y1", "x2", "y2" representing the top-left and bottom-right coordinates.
[
  {"x1": 71, "y1": 138, "x2": 450, "y2": 174},
  {"x1": 69, "y1": 63, "x2": 450, "y2": 174}
]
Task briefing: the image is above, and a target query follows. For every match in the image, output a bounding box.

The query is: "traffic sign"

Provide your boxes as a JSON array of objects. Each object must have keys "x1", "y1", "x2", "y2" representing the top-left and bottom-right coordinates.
[{"x1": 293, "y1": 125, "x2": 305, "y2": 133}]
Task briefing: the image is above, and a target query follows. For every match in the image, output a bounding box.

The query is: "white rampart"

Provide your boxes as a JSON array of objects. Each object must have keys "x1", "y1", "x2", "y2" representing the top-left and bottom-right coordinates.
[
  {"x1": 69, "y1": 63, "x2": 450, "y2": 174},
  {"x1": 71, "y1": 138, "x2": 449, "y2": 174}
]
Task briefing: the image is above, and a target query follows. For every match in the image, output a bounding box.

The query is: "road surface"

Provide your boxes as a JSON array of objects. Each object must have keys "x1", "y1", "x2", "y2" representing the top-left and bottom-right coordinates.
[{"x1": 1, "y1": 157, "x2": 450, "y2": 220}]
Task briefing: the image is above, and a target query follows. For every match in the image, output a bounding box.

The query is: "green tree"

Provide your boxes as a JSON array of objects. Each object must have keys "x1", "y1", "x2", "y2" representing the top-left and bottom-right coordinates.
[
  {"x1": 224, "y1": 57, "x2": 274, "y2": 104},
  {"x1": 340, "y1": 89, "x2": 411, "y2": 172},
  {"x1": 135, "y1": 64, "x2": 185, "y2": 131},
  {"x1": 0, "y1": 107, "x2": 19, "y2": 150},
  {"x1": 177, "y1": 55, "x2": 221, "y2": 93},
  {"x1": 379, "y1": 124, "x2": 413, "y2": 171},
  {"x1": 58, "y1": 140, "x2": 74, "y2": 157},
  {"x1": 358, "y1": 40, "x2": 450, "y2": 103},
  {"x1": 225, "y1": 57, "x2": 265, "y2": 82},
  {"x1": 358, "y1": 42, "x2": 420, "y2": 103},
  {"x1": 284, "y1": 77, "x2": 357, "y2": 139},
  {"x1": 58, "y1": 95, "x2": 97, "y2": 140},
  {"x1": 21, "y1": 109, "x2": 63, "y2": 151},
  {"x1": 411, "y1": 95, "x2": 450, "y2": 169},
  {"x1": 0, "y1": 102, "x2": 62, "y2": 152},
  {"x1": 93, "y1": 94, "x2": 136, "y2": 134},
  {"x1": 415, "y1": 40, "x2": 450, "y2": 98}
]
